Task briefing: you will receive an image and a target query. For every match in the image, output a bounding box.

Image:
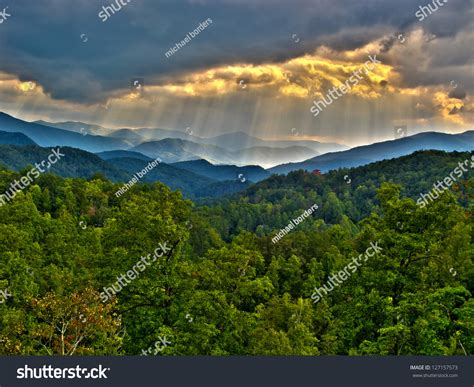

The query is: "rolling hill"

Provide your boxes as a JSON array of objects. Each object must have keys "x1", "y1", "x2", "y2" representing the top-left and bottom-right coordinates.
[
  {"x1": 269, "y1": 131, "x2": 474, "y2": 174},
  {"x1": 0, "y1": 144, "x2": 129, "y2": 181},
  {"x1": 96, "y1": 150, "x2": 152, "y2": 161},
  {"x1": 171, "y1": 159, "x2": 270, "y2": 182},
  {"x1": 0, "y1": 143, "x2": 251, "y2": 199},
  {"x1": 0, "y1": 130, "x2": 37, "y2": 146},
  {"x1": 100, "y1": 157, "x2": 253, "y2": 199}
]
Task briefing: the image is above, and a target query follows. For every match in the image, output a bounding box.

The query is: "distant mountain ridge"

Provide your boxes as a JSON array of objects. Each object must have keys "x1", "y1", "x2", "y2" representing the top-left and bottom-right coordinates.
[
  {"x1": 0, "y1": 112, "x2": 130, "y2": 152},
  {"x1": 34, "y1": 120, "x2": 113, "y2": 136},
  {"x1": 131, "y1": 138, "x2": 319, "y2": 167},
  {"x1": 171, "y1": 159, "x2": 270, "y2": 182},
  {"x1": 35, "y1": 120, "x2": 347, "y2": 154},
  {"x1": 233, "y1": 145, "x2": 318, "y2": 168},
  {"x1": 27, "y1": 116, "x2": 346, "y2": 165},
  {"x1": 3, "y1": 113, "x2": 472, "y2": 170},
  {"x1": 199, "y1": 131, "x2": 347, "y2": 153},
  {"x1": 269, "y1": 131, "x2": 474, "y2": 174}
]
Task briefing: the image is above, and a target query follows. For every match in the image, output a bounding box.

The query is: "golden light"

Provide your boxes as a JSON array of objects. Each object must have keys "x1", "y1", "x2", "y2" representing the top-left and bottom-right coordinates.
[{"x1": 19, "y1": 81, "x2": 36, "y2": 92}]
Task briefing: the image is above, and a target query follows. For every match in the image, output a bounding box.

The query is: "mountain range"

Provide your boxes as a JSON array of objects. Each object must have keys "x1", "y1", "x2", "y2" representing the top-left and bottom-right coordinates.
[
  {"x1": 0, "y1": 143, "x2": 253, "y2": 199},
  {"x1": 0, "y1": 112, "x2": 473, "y2": 189},
  {"x1": 0, "y1": 113, "x2": 129, "y2": 152},
  {"x1": 0, "y1": 123, "x2": 472, "y2": 200},
  {"x1": 269, "y1": 131, "x2": 474, "y2": 174},
  {"x1": 27, "y1": 114, "x2": 347, "y2": 167}
]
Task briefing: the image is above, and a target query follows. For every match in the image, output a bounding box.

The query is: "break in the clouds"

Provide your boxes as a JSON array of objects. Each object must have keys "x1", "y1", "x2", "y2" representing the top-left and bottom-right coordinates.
[{"x1": 0, "y1": 0, "x2": 472, "y2": 145}]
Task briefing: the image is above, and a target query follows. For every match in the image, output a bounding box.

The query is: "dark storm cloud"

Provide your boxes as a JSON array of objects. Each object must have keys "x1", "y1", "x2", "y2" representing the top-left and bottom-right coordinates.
[
  {"x1": 0, "y1": 0, "x2": 472, "y2": 103},
  {"x1": 449, "y1": 87, "x2": 467, "y2": 100}
]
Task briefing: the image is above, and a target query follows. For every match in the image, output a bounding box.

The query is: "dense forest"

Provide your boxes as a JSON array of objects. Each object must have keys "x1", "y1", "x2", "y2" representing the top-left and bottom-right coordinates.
[{"x1": 0, "y1": 150, "x2": 472, "y2": 355}]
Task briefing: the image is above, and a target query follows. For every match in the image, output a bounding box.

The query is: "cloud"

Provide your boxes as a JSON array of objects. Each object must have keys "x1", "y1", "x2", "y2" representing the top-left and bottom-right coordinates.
[
  {"x1": 0, "y1": 0, "x2": 472, "y2": 146},
  {"x1": 449, "y1": 87, "x2": 467, "y2": 100},
  {"x1": 0, "y1": 0, "x2": 471, "y2": 104}
]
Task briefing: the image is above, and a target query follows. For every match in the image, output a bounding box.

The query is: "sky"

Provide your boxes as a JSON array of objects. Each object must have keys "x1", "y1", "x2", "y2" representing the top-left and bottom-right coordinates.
[{"x1": 0, "y1": 0, "x2": 472, "y2": 146}]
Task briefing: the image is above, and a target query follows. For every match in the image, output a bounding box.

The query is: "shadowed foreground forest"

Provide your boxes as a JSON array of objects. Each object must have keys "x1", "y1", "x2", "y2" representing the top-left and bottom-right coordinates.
[{"x1": 0, "y1": 150, "x2": 472, "y2": 355}]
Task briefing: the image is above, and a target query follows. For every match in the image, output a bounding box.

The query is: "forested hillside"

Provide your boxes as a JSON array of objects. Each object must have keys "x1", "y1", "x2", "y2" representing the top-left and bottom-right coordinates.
[
  {"x1": 201, "y1": 150, "x2": 473, "y2": 239},
  {"x1": 0, "y1": 145, "x2": 250, "y2": 200},
  {"x1": 0, "y1": 150, "x2": 472, "y2": 355}
]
